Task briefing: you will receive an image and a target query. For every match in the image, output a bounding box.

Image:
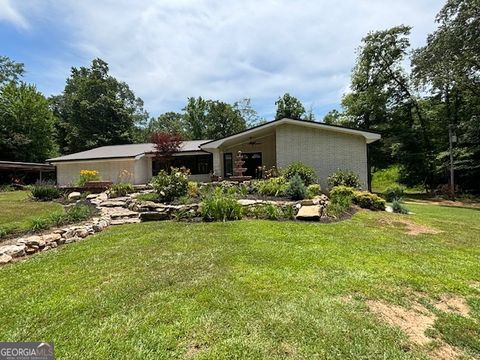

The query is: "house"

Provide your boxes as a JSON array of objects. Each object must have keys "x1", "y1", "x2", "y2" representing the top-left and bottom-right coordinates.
[{"x1": 48, "y1": 118, "x2": 381, "y2": 189}]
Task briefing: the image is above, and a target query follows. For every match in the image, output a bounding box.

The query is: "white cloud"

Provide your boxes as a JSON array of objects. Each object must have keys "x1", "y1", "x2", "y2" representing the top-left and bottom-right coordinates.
[
  {"x1": 7, "y1": 0, "x2": 444, "y2": 118},
  {"x1": 0, "y1": 0, "x2": 29, "y2": 29}
]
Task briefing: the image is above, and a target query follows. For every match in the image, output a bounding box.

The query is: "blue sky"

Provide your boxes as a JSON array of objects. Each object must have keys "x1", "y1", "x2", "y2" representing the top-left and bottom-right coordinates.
[{"x1": 1, "y1": 0, "x2": 444, "y2": 120}]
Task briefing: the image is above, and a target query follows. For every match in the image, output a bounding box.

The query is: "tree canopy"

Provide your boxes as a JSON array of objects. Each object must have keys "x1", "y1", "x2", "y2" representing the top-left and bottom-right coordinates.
[
  {"x1": 53, "y1": 58, "x2": 148, "y2": 153},
  {"x1": 275, "y1": 93, "x2": 306, "y2": 120}
]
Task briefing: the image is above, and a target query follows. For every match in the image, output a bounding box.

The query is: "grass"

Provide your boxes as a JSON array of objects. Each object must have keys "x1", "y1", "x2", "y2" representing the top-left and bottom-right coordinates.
[
  {"x1": 372, "y1": 165, "x2": 424, "y2": 194},
  {"x1": 0, "y1": 204, "x2": 479, "y2": 359},
  {"x1": 0, "y1": 191, "x2": 64, "y2": 237}
]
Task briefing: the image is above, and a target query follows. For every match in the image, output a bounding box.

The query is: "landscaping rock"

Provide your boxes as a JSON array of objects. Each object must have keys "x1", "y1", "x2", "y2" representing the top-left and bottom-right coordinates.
[
  {"x1": 110, "y1": 218, "x2": 141, "y2": 225},
  {"x1": 100, "y1": 200, "x2": 127, "y2": 208},
  {"x1": 75, "y1": 228, "x2": 89, "y2": 238},
  {"x1": 68, "y1": 192, "x2": 82, "y2": 201},
  {"x1": 0, "y1": 244, "x2": 26, "y2": 258},
  {"x1": 238, "y1": 199, "x2": 259, "y2": 206},
  {"x1": 25, "y1": 235, "x2": 44, "y2": 247},
  {"x1": 296, "y1": 205, "x2": 322, "y2": 221},
  {"x1": 140, "y1": 211, "x2": 170, "y2": 221},
  {"x1": 0, "y1": 254, "x2": 13, "y2": 265},
  {"x1": 43, "y1": 233, "x2": 62, "y2": 244}
]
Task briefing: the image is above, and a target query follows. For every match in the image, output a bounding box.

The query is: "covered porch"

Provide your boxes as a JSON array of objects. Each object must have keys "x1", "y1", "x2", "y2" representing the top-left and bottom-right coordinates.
[{"x1": 202, "y1": 128, "x2": 277, "y2": 179}]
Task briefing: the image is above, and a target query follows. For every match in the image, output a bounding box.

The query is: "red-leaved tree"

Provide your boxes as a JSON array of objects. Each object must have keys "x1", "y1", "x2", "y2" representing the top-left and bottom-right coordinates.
[{"x1": 151, "y1": 132, "x2": 183, "y2": 169}]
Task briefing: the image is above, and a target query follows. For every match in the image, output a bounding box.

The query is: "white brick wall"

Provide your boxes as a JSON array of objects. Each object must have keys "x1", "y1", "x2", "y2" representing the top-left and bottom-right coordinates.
[{"x1": 275, "y1": 124, "x2": 368, "y2": 189}]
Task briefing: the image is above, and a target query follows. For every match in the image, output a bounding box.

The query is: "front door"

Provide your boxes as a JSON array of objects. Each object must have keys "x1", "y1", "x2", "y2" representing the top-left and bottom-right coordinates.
[{"x1": 242, "y1": 152, "x2": 262, "y2": 178}]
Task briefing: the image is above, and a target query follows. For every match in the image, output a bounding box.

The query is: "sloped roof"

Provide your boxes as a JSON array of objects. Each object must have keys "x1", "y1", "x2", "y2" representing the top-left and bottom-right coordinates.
[
  {"x1": 47, "y1": 140, "x2": 209, "y2": 162},
  {"x1": 201, "y1": 118, "x2": 381, "y2": 150}
]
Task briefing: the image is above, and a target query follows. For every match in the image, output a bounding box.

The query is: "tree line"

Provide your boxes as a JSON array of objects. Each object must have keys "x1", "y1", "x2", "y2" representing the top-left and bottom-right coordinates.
[
  {"x1": 0, "y1": 56, "x2": 311, "y2": 160},
  {"x1": 0, "y1": 0, "x2": 478, "y2": 192},
  {"x1": 323, "y1": 0, "x2": 479, "y2": 193}
]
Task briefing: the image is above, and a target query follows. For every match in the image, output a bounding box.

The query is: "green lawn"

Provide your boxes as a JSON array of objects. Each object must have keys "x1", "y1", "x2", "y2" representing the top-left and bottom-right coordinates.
[
  {"x1": 1, "y1": 204, "x2": 479, "y2": 359},
  {"x1": 0, "y1": 191, "x2": 64, "y2": 236}
]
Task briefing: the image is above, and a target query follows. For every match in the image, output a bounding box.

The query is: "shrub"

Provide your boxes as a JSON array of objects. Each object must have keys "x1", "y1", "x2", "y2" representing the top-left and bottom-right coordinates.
[
  {"x1": 282, "y1": 204, "x2": 296, "y2": 220},
  {"x1": 330, "y1": 185, "x2": 355, "y2": 199},
  {"x1": 150, "y1": 167, "x2": 189, "y2": 203},
  {"x1": 135, "y1": 192, "x2": 159, "y2": 202},
  {"x1": 392, "y1": 199, "x2": 409, "y2": 214},
  {"x1": 327, "y1": 186, "x2": 353, "y2": 217},
  {"x1": 306, "y1": 184, "x2": 322, "y2": 198},
  {"x1": 327, "y1": 169, "x2": 361, "y2": 189},
  {"x1": 108, "y1": 183, "x2": 134, "y2": 198},
  {"x1": 201, "y1": 189, "x2": 243, "y2": 222},
  {"x1": 286, "y1": 175, "x2": 307, "y2": 200},
  {"x1": 187, "y1": 181, "x2": 200, "y2": 198},
  {"x1": 352, "y1": 191, "x2": 386, "y2": 211},
  {"x1": 383, "y1": 184, "x2": 406, "y2": 202},
  {"x1": 283, "y1": 162, "x2": 317, "y2": 185},
  {"x1": 0, "y1": 185, "x2": 15, "y2": 192},
  {"x1": 65, "y1": 203, "x2": 95, "y2": 222},
  {"x1": 31, "y1": 184, "x2": 62, "y2": 201},
  {"x1": 77, "y1": 170, "x2": 100, "y2": 187},
  {"x1": 253, "y1": 176, "x2": 288, "y2": 197}
]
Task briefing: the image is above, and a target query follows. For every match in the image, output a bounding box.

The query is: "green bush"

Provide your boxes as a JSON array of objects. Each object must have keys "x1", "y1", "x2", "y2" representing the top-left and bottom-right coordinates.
[
  {"x1": 108, "y1": 183, "x2": 134, "y2": 198},
  {"x1": 383, "y1": 184, "x2": 406, "y2": 202},
  {"x1": 286, "y1": 175, "x2": 307, "y2": 200},
  {"x1": 353, "y1": 191, "x2": 386, "y2": 211},
  {"x1": 330, "y1": 185, "x2": 355, "y2": 198},
  {"x1": 201, "y1": 189, "x2": 243, "y2": 222},
  {"x1": 151, "y1": 168, "x2": 189, "y2": 203},
  {"x1": 0, "y1": 185, "x2": 15, "y2": 192},
  {"x1": 282, "y1": 204, "x2": 296, "y2": 220},
  {"x1": 327, "y1": 170, "x2": 361, "y2": 189},
  {"x1": 306, "y1": 184, "x2": 322, "y2": 198},
  {"x1": 392, "y1": 199, "x2": 409, "y2": 214},
  {"x1": 253, "y1": 176, "x2": 288, "y2": 197},
  {"x1": 283, "y1": 162, "x2": 317, "y2": 185},
  {"x1": 31, "y1": 184, "x2": 62, "y2": 201},
  {"x1": 327, "y1": 186, "x2": 354, "y2": 217},
  {"x1": 187, "y1": 181, "x2": 200, "y2": 198}
]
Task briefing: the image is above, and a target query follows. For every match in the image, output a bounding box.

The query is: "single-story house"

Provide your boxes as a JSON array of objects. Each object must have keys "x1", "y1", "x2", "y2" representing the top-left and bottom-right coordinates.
[{"x1": 48, "y1": 118, "x2": 381, "y2": 189}]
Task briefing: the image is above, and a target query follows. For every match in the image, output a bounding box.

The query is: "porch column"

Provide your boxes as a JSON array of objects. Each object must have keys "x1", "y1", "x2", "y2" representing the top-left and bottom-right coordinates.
[{"x1": 211, "y1": 149, "x2": 222, "y2": 177}]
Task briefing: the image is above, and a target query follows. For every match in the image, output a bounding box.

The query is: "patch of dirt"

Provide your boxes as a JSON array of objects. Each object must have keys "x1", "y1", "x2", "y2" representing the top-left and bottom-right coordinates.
[
  {"x1": 367, "y1": 300, "x2": 463, "y2": 359},
  {"x1": 434, "y1": 295, "x2": 470, "y2": 317},
  {"x1": 279, "y1": 342, "x2": 298, "y2": 358},
  {"x1": 378, "y1": 217, "x2": 442, "y2": 236},
  {"x1": 430, "y1": 342, "x2": 462, "y2": 360},
  {"x1": 367, "y1": 300, "x2": 435, "y2": 346},
  {"x1": 183, "y1": 343, "x2": 205, "y2": 359}
]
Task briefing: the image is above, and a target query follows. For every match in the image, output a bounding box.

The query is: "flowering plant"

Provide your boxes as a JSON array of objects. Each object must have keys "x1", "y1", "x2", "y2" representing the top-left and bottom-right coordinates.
[{"x1": 77, "y1": 169, "x2": 100, "y2": 187}]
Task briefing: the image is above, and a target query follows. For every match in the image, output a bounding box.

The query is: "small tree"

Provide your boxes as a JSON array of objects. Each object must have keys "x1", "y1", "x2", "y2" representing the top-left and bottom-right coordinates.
[{"x1": 151, "y1": 131, "x2": 183, "y2": 170}]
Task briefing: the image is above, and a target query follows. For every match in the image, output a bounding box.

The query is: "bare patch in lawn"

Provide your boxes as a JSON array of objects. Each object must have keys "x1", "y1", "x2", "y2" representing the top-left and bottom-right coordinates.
[
  {"x1": 434, "y1": 295, "x2": 470, "y2": 317},
  {"x1": 378, "y1": 217, "x2": 441, "y2": 236},
  {"x1": 367, "y1": 300, "x2": 462, "y2": 359},
  {"x1": 367, "y1": 300, "x2": 435, "y2": 345},
  {"x1": 183, "y1": 343, "x2": 205, "y2": 359}
]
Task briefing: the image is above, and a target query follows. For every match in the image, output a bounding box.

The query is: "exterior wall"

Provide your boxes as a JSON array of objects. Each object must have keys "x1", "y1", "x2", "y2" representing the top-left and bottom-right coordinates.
[
  {"x1": 275, "y1": 124, "x2": 368, "y2": 189},
  {"x1": 220, "y1": 132, "x2": 276, "y2": 176},
  {"x1": 55, "y1": 158, "x2": 137, "y2": 186},
  {"x1": 134, "y1": 156, "x2": 151, "y2": 184}
]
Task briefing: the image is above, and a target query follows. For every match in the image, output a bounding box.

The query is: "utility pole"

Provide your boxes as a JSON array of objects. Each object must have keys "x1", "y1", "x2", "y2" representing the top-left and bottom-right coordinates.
[{"x1": 448, "y1": 124, "x2": 456, "y2": 200}]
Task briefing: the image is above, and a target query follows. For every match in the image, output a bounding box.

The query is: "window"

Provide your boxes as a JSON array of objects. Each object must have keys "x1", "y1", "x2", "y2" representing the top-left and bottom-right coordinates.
[
  {"x1": 171, "y1": 154, "x2": 213, "y2": 175},
  {"x1": 223, "y1": 153, "x2": 233, "y2": 177}
]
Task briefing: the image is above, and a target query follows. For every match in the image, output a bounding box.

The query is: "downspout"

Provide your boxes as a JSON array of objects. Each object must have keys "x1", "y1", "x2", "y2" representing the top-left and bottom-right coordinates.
[{"x1": 367, "y1": 143, "x2": 372, "y2": 192}]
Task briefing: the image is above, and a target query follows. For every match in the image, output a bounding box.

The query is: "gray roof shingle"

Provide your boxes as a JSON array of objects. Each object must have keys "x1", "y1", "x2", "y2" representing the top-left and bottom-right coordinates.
[{"x1": 47, "y1": 140, "x2": 210, "y2": 162}]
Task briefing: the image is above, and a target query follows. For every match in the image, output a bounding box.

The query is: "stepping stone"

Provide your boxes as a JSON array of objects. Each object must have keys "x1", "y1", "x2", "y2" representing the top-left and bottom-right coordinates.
[{"x1": 296, "y1": 205, "x2": 321, "y2": 221}]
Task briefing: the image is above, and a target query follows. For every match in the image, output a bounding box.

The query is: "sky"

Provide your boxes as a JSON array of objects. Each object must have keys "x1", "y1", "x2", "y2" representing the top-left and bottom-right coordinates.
[{"x1": 0, "y1": 0, "x2": 444, "y2": 120}]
